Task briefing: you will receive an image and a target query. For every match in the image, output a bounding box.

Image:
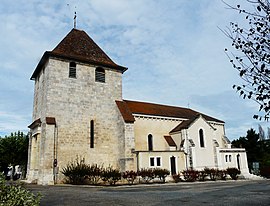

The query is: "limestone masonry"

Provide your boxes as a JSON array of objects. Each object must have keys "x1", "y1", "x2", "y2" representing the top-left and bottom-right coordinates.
[{"x1": 27, "y1": 28, "x2": 250, "y2": 185}]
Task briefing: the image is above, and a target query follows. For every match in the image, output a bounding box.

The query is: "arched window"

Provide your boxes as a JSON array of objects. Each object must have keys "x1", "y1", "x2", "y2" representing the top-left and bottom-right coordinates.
[
  {"x1": 148, "y1": 134, "x2": 153, "y2": 151},
  {"x1": 95, "y1": 67, "x2": 105, "y2": 83},
  {"x1": 199, "y1": 129, "x2": 205, "y2": 147},
  {"x1": 69, "y1": 62, "x2": 76, "y2": 78}
]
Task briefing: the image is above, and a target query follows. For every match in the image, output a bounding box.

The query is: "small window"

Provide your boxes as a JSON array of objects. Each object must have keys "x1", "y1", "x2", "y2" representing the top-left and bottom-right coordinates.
[
  {"x1": 225, "y1": 155, "x2": 228, "y2": 162},
  {"x1": 199, "y1": 129, "x2": 205, "y2": 147},
  {"x1": 95, "y1": 67, "x2": 105, "y2": 83},
  {"x1": 148, "y1": 134, "x2": 153, "y2": 151},
  {"x1": 156, "y1": 157, "x2": 161, "y2": 167},
  {"x1": 229, "y1": 155, "x2": 232, "y2": 162},
  {"x1": 69, "y1": 62, "x2": 76, "y2": 78},
  {"x1": 150, "y1": 157, "x2": 155, "y2": 167}
]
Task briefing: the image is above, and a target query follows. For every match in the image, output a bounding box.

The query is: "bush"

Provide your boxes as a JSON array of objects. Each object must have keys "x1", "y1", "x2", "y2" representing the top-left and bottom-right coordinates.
[
  {"x1": 260, "y1": 166, "x2": 270, "y2": 178},
  {"x1": 226, "y1": 168, "x2": 240, "y2": 180},
  {"x1": 138, "y1": 168, "x2": 155, "y2": 183},
  {"x1": 122, "y1": 170, "x2": 138, "y2": 185},
  {"x1": 0, "y1": 173, "x2": 41, "y2": 206},
  {"x1": 198, "y1": 170, "x2": 208, "y2": 181},
  {"x1": 86, "y1": 164, "x2": 103, "y2": 185},
  {"x1": 204, "y1": 168, "x2": 219, "y2": 181},
  {"x1": 172, "y1": 173, "x2": 182, "y2": 183},
  {"x1": 101, "y1": 166, "x2": 121, "y2": 185},
  {"x1": 153, "y1": 168, "x2": 170, "y2": 183},
  {"x1": 61, "y1": 158, "x2": 90, "y2": 184},
  {"x1": 182, "y1": 169, "x2": 199, "y2": 182},
  {"x1": 218, "y1": 170, "x2": 227, "y2": 180}
]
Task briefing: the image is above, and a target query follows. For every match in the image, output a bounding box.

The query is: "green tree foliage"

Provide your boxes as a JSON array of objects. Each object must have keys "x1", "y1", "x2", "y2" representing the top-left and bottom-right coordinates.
[
  {"x1": 232, "y1": 128, "x2": 270, "y2": 173},
  {"x1": 223, "y1": 0, "x2": 270, "y2": 120},
  {"x1": 0, "y1": 131, "x2": 29, "y2": 177}
]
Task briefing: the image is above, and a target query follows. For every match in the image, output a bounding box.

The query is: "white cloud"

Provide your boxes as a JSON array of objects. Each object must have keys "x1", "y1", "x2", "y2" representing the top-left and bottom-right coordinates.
[{"x1": 0, "y1": 0, "x2": 266, "y2": 140}]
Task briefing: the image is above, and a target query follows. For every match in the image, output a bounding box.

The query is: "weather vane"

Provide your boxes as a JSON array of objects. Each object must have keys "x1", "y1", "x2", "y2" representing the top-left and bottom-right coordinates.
[
  {"x1": 67, "y1": 4, "x2": 77, "y2": 29},
  {"x1": 74, "y1": 11, "x2": 77, "y2": 29}
]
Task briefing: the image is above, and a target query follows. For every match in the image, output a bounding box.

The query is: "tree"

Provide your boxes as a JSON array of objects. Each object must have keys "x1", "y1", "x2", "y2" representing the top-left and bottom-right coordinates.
[
  {"x1": 223, "y1": 0, "x2": 270, "y2": 120},
  {"x1": 232, "y1": 128, "x2": 260, "y2": 169},
  {"x1": 232, "y1": 128, "x2": 270, "y2": 175},
  {"x1": 0, "y1": 131, "x2": 29, "y2": 178}
]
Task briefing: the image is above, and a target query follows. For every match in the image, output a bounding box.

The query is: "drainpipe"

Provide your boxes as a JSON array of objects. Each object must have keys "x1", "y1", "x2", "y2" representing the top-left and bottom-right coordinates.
[{"x1": 53, "y1": 124, "x2": 58, "y2": 184}]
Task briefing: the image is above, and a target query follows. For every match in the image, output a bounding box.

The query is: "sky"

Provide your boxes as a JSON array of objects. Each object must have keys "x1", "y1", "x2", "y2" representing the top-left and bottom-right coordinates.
[{"x1": 0, "y1": 0, "x2": 269, "y2": 140}]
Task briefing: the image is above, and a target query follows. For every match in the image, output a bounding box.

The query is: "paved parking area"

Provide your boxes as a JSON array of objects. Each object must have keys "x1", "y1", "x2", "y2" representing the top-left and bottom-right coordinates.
[{"x1": 26, "y1": 180, "x2": 270, "y2": 206}]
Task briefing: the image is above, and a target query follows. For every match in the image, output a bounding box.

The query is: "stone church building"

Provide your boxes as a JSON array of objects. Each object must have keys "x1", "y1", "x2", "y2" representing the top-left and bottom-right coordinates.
[{"x1": 27, "y1": 28, "x2": 249, "y2": 185}]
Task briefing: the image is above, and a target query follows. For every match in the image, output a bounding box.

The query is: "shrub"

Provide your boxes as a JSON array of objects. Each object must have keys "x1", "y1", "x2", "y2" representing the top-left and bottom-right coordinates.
[
  {"x1": 172, "y1": 173, "x2": 182, "y2": 183},
  {"x1": 153, "y1": 168, "x2": 170, "y2": 183},
  {"x1": 204, "y1": 168, "x2": 219, "y2": 181},
  {"x1": 138, "y1": 168, "x2": 155, "y2": 183},
  {"x1": 198, "y1": 170, "x2": 208, "y2": 181},
  {"x1": 61, "y1": 158, "x2": 90, "y2": 184},
  {"x1": 182, "y1": 169, "x2": 199, "y2": 182},
  {"x1": 101, "y1": 166, "x2": 121, "y2": 185},
  {"x1": 218, "y1": 170, "x2": 227, "y2": 180},
  {"x1": 0, "y1": 173, "x2": 41, "y2": 206},
  {"x1": 86, "y1": 164, "x2": 103, "y2": 185},
  {"x1": 260, "y1": 166, "x2": 270, "y2": 178},
  {"x1": 226, "y1": 168, "x2": 240, "y2": 180},
  {"x1": 122, "y1": 170, "x2": 138, "y2": 185}
]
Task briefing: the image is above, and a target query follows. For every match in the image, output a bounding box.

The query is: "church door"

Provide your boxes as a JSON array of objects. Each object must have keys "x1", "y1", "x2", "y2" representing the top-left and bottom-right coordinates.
[{"x1": 170, "y1": 156, "x2": 176, "y2": 175}]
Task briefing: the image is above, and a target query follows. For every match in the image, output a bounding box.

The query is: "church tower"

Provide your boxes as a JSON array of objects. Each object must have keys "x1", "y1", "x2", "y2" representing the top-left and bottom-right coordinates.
[{"x1": 27, "y1": 29, "x2": 129, "y2": 185}]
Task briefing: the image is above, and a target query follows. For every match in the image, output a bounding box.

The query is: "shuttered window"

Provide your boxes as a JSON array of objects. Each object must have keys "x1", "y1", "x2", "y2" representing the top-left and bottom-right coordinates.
[
  {"x1": 69, "y1": 62, "x2": 76, "y2": 78},
  {"x1": 95, "y1": 67, "x2": 105, "y2": 83}
]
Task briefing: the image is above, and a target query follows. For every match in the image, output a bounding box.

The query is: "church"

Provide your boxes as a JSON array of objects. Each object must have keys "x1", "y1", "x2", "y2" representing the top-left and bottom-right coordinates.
[{"x1": 27, "y1": 28, "x2": 249, "y2": 185}]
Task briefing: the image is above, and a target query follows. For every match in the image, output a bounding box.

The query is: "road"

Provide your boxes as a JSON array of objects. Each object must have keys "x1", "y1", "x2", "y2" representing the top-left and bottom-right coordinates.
[{"x1": 26, "y1": 180, "x2": 270, "y2": 206}]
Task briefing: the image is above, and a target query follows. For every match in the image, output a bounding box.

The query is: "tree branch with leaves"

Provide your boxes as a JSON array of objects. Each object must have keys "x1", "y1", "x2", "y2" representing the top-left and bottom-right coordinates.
[{"x1": 222, "y1": 0, "x2": 270, "y2": 120}]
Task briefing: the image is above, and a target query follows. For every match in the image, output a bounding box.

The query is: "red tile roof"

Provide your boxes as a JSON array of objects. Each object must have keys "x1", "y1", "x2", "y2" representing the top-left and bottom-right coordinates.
[
  {"x1": 164, "y1": 136, "x2": 177, "y2": 147},
  {"x1": 31, "y1": 29, "x2": 127, "y2": 80},
  {"x1": 123, "y1": 100, "x2": 224, "y2": 123},
  {"x1": 115, "y1": 101, "x2": 135, "y2": 123},
  {"x1": 170, "y1": 116, "x2": 198, "y2": 134}
]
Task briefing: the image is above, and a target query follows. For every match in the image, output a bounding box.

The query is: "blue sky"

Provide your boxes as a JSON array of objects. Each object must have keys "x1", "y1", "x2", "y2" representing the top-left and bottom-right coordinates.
[{"x1": 0, "y1": 0, "x2": 268, "y2": 139}]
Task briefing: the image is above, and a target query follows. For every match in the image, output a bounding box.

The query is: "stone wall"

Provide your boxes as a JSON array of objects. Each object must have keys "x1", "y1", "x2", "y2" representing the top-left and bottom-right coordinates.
[{"x1": 29, "y1": 57, "x2": 126, "y2": 184}]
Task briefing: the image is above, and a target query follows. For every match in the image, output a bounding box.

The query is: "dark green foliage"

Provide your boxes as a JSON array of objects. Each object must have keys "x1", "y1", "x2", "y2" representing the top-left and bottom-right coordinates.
[
  {"x1": 138, "y1": 168, "x2": 155, "y2": 183},
  {"x1": 227, "y1": 168, "x2": 241, "y2": 180},
  {"x1": 222, "y1": 0, "x2": 270, "y2": 120},
  {"x1": 182, "y1": 169, "x2": 199, "y2": 182},
  {"x1": 232, "y1": 128, "x2": 270, "y2": 176},
  {"x1": 0, "y1": 131, "x2": 29, "y2": 178},
  {"x1": 61, "y1": 158, "x2": 90, "y2": 184},
  {"x1": 0, "y1": 173, "x2": 41, "y2": 205},
  {"x1": 153, "y1": 168, "x2": 170, "y2": 183},
  {"x1": 86, "y1": 164, "x2": 103, "y2": 185},
  {"x1": 101, "y1": 166, "x2": 121, "y2": 185},
  {"x1": 122, "y1": 170, "x2": 138, "y2": 184}
]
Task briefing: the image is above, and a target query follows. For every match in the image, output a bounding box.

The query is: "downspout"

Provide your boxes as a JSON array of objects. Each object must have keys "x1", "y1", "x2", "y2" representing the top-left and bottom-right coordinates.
[{"x1": 53, "y1": 124, "x2": 58, "y2": 184}]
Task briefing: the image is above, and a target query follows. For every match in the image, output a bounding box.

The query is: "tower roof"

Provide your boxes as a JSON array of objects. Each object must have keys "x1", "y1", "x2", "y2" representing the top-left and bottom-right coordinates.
[{"x1": 31, "y1": 29, "x2": 127, "y2": 80}]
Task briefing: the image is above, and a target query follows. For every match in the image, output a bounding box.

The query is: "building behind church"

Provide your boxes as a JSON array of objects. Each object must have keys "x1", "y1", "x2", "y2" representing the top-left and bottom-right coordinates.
[{"x1": 27, "y1": 28, "x2": 249, "y2": 185}]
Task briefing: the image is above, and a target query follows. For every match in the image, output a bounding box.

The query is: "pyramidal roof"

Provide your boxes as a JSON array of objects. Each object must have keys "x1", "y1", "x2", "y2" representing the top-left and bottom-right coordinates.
[{"x1": 31, "y1": 29, "x2": 127, "y2": 80}]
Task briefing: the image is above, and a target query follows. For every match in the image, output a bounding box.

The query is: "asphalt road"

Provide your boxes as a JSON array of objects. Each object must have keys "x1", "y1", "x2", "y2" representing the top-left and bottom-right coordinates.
[{"x1": 26, "y1": 180, "x2": 270, "y2": 206}]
